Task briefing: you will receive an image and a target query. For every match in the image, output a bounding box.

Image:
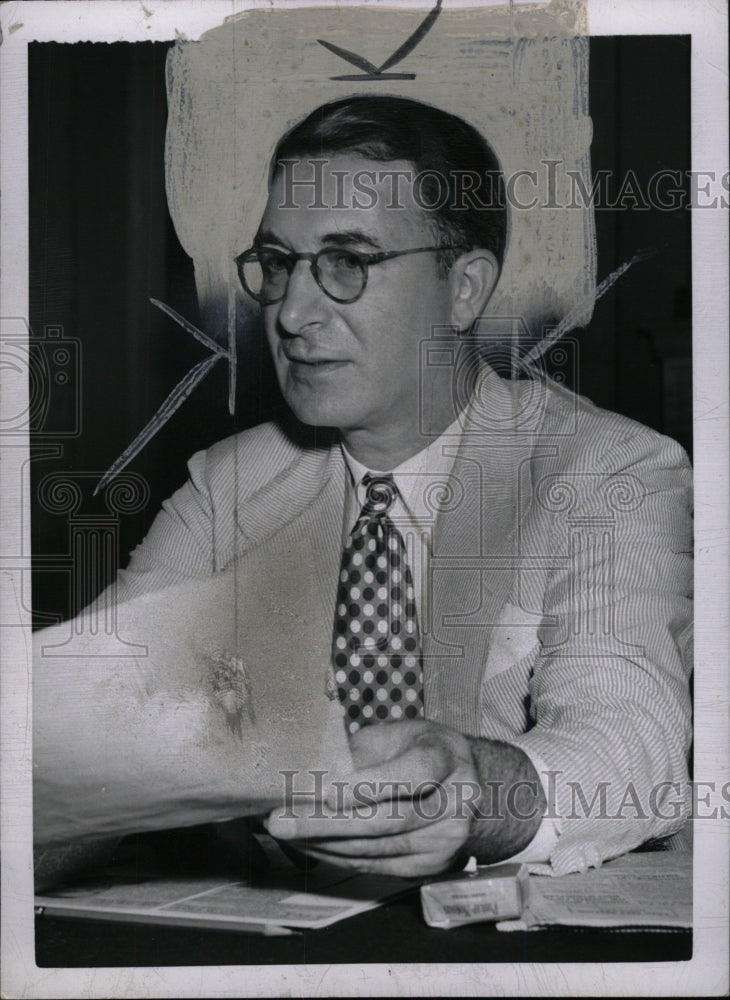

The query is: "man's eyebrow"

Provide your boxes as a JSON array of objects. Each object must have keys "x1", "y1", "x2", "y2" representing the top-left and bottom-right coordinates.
[
  {"x1": 319, "y1": 230, "x2": 382, "y2": 250},
  {"x1": 254, "y1": 229, "x2": 383, "y2": 251},
  {"x1": 254, "y1": 228, "x2": 291, "y2": 248}
]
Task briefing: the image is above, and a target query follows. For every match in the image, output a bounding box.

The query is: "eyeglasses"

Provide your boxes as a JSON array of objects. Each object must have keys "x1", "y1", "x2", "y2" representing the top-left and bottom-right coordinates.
[{"x1": 235, "y1": 244, "x2": 469, "y2": 305}]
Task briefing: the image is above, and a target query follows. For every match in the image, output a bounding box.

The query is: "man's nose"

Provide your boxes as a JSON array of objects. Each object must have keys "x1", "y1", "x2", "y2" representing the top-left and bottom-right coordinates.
[{"x1": 275, "y1": 259, "x2": 329, "y2": 333}]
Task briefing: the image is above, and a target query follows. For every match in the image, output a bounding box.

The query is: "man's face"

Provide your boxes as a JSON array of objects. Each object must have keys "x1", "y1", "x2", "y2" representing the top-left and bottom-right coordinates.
[{"x1": 257, "y1": 154, "x2": 455, "y2": 446}]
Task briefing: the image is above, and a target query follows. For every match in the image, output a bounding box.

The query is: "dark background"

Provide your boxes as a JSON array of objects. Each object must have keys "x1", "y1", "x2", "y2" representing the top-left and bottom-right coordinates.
[{"x1": 28, "y1": 37, "x2": 692, "y2": 626}]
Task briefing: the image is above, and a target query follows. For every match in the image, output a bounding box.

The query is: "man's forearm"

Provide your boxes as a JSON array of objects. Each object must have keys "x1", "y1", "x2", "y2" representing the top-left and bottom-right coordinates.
[{"x1": 463, "y1": 738, "x2": 546, "y2": 863}]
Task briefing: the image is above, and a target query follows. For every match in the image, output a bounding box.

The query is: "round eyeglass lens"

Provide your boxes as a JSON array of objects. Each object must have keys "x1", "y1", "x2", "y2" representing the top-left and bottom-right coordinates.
[
  {"x1": 317, "y1": 249, "x2": 367, "y2": 301},
  {"x1": 242, "y1": 252, "x2": 287, "y2": 302}
]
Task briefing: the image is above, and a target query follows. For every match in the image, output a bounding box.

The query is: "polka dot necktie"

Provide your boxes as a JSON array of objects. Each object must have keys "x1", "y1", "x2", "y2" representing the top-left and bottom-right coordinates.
[{"x1": 332, "y1": 473, "x2": 425, "y2": 734}]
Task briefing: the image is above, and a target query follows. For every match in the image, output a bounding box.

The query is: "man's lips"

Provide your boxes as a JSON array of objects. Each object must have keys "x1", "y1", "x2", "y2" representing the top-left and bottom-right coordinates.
[{"x1": 282, "y1": 350, "x2": 346, "y2": 367}]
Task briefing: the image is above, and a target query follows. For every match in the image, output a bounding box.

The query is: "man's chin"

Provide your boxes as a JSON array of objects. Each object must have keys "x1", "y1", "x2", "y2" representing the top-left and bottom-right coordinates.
[
  {"x1": 280, "y1": 375, "x2": 362, "y2": 431},
  {"x1": 281, "y1": 392, "x2": 355, "y2": 433}
]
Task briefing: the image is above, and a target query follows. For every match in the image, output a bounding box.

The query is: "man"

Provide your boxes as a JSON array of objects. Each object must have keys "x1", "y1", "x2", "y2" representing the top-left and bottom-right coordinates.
[{"x1": 34, "y1": 96, "x2": 693, "y2": 883}]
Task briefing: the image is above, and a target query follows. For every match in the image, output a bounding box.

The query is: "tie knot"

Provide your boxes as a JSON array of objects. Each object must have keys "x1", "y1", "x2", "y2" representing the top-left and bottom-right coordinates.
[{"x1": 362, "y1": 474, "x2": 397, "y2": 515}]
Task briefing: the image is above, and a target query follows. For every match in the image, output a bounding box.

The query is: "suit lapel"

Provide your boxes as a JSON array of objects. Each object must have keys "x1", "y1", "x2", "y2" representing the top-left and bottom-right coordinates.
[
  {"x1": 234, "y1": 439, "x2": 347, "y2": 655},
  {"x1": 423, "y1": 367, "x2": 543, "y2": 735}
]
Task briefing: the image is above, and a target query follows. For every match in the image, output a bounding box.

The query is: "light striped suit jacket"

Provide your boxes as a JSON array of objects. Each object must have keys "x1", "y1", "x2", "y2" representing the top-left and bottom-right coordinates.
[{"x1": 115, "y1": 365, "x2": 693, "y2": 875}]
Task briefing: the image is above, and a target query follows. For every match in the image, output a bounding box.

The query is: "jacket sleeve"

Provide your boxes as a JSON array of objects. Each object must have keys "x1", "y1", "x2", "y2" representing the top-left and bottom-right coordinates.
[
  {"x1": 94, "y1": 422, "x2": 303, "y2": 606},
  {"x1": 113, "y1": 448, "x2": 218, "y2": 601},
  {"x1": 510, "y1": 426, "x2": 693, "y2": 875}
]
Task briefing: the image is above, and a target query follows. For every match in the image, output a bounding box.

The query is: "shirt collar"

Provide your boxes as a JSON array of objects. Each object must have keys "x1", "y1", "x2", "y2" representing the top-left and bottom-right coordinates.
[{"x1": 341, "y1": 412, "x2": 464, "y2": 535}]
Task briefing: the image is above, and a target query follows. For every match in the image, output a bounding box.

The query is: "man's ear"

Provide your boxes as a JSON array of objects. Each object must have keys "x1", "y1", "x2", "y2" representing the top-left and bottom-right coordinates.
[{"x1": 448, "y1": 251, "x2": 500, "y2": 332}]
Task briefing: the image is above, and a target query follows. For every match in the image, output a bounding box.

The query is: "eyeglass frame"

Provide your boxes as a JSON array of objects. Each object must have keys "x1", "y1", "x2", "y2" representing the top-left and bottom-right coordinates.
[{"x1": 234, "y1": 243, "x2": 470, "y2": 305}]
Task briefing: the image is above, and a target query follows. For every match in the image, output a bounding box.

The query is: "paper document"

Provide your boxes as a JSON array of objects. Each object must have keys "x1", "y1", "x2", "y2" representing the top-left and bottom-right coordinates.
[
  {"x1": 34, "y1": 547, "x2": 355, "y2": 834},
  {"x1": 36, "y1": 859, "x2": 414, "y2": 932},
  {"x1": 497, "y1": 851, "x2": 692, "y2": 931}
]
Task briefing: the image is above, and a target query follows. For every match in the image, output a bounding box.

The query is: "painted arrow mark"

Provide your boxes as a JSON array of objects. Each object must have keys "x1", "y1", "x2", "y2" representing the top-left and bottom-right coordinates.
[
  {"x1": 318, "y1": 0, "x2": 442, "y2": 80},
  {"x1": 94, "y1": 299, "x2": 236, "y2": 495}
]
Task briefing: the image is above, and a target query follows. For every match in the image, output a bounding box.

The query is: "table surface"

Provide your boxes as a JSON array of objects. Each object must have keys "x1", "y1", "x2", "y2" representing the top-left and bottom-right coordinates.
[
  {"x1": 35, "y1": 829, "x2": 693, "y2": 967},
  {"x1": 35, "y1": 889, "x2": 692, "y2": 967}
]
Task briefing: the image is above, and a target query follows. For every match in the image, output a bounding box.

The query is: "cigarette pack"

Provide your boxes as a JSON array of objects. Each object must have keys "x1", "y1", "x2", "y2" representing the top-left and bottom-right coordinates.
[{"x1": 420, "y1": 863, "x2": 529, "y2": 929}]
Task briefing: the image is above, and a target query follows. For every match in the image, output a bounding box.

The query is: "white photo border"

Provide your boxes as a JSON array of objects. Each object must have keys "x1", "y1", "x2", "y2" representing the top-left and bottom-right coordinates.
[{"x1": 1, "y1": 1, "x2": 727, "y2": 996}]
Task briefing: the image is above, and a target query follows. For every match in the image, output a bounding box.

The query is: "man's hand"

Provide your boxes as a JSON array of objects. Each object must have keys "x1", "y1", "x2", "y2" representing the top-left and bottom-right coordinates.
[
  {"x1": 266, "y1": 720, "x2": 474, "y2": 876},
  {"x1": 264, "y1": 720, "x2": 545, "y2": 877}
]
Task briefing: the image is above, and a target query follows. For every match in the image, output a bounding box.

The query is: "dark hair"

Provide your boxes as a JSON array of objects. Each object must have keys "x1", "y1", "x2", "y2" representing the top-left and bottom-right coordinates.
[{"x1": 272, "y1": 95, "x2": 507, "y2": 276}]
